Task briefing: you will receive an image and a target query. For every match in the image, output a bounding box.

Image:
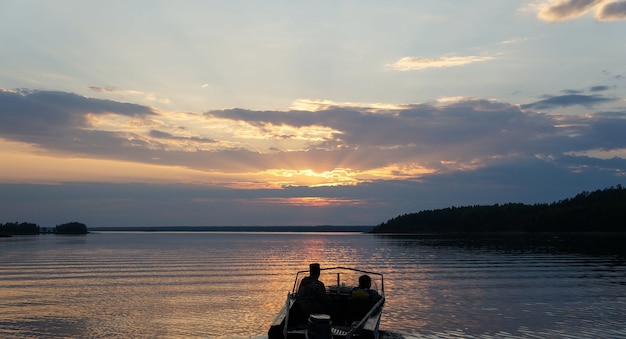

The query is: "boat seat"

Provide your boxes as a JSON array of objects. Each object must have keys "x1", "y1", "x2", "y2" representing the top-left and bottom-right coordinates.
[
  {"x1": 289, "y1": 327, "x2": 348, "y2": 336},
  {"x1": 289, "y1": 296, "x2": 329, "y2": 327},
  {"x1": 344, "y1": 297, "x2": 377, "y2": 324},
  {"x1": 331, "y1": 327, "x2": 348, "y2": 335}
]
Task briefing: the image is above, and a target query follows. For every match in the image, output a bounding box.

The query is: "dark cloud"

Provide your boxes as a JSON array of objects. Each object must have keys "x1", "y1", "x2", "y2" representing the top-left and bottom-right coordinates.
[
  {"x1": 538, "y1": 0, "x2": 626, "y2": 22},
  {"x1": 587, "y1": 114, "x2": 626, "y2": 147},
  {"x1": 209, "y1": 100, "x2": 554, "y2": 155},
  {"x1": 0, "y1": 89, "x2": 160, "y2": 159},
  {"x1": 196, "y1": 98, "x2": 626, "y2": 178},
  {"x1": 590, "y1": 85, "x2": 610, "y2": 92},
  {"x1": 597, "y1": 0, "x2": 626, "y2": 21},
  {"x1": 206, "y1": 99, "x2": 624, "y2": 174},
  {"x1": 0, "y1": 90, "x2": 155, "y2": 137},
  {"x1": 520, "y1": 94, "x2": 615, "y2": 110},
  {"x1": 601, "y1": 70, "x2": 624, "y2": 80},
  {"x1": 87, "y1": 86, "x2": 117, "y2": 92},
  {"x1": 539, "y1": 0, "x2": 604, "y2": 21},
  {"x1": 206, "y1": 107, "x2": 326, "y2": 128},
  {"x1": 149, "y1": 130, "x2": 217, "y2": 144},
  {"x1": 561, "y1": 89, "x2": 583, "y2": 94}
]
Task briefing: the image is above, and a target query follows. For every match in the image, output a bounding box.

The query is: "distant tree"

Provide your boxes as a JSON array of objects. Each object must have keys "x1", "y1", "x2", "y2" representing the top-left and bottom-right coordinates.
[
  {"x1": 0, "y1": 222, "x2": 40, "y2": 235},
  {"x1": 372, "y1": 185, "x2": 626, "y2": 233},
  {"x1": 55, "y1": 222, "x2": 88, "y2": 234}
]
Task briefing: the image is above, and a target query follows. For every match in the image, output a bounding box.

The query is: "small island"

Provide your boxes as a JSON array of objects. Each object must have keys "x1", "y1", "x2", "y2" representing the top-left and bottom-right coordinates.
[
  {"x1": 372, "y1": 185, "x2": 626, "y2": 233},
  {"x1": 0, "y1": 221, "x2": 88, "y2": 236},
  {"x1": 0, "y1": 222, "x2": 40, "y2": 236},
  {"x1": 55, "y1": 222, "x2": 89, "y2": 234}
]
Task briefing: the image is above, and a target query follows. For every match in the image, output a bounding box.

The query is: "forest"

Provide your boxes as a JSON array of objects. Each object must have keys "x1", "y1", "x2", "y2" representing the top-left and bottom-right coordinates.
[{"x1": 372, "y1": 185, "x2": 626, "y2": 233}]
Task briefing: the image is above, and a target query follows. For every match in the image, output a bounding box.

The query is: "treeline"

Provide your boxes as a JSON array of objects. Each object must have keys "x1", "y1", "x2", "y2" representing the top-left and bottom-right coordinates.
[
  {"x1": 0, "y1": 222, "x2": 40, "y2": 235},
  {"x1": 372, "y1": 185, "x2": 626, "y2": 233},
  {"x1": 90, "y1": 225, "x2": 372, "y2": 232},
  {"x1": 0, "y1": 222, "x2": 88, "y2": 235}
]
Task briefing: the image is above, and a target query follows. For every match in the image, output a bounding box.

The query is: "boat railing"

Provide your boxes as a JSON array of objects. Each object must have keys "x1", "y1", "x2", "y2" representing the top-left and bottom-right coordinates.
[
  {"x1": 282, "y1": 293, "x2": 291, "y2": 339},
  {"x1": 291, "y1": 266, "x2": 384, "y2": 296},
  {"x1": 345, "y1": 296, "x2": 385, "y2": 338}
]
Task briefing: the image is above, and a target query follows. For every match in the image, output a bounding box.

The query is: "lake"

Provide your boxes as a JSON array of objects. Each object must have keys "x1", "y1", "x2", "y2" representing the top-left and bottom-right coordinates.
[{"x1": 1, "y1": 232, "x2": 625, "y2": 338}]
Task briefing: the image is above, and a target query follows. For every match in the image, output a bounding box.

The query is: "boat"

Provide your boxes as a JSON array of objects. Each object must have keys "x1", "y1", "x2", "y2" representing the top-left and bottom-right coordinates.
[{"x1": 268, "y1": 264, "x2": 385, "y2": 339}]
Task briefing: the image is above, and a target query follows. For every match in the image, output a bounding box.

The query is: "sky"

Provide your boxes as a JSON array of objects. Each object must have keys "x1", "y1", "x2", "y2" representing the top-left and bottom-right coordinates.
[{"x1": 1, "y1": 0, "x2": 626, "y2": 227}]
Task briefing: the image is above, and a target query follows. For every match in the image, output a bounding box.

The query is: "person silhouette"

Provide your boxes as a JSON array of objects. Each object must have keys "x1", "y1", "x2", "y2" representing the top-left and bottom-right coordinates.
[
  {"x1": 296, "y1": 263, "x2": 332, "y2": 316},
  {"x1": 351, "y1": 274, "x2": 382, "y2": 302}
]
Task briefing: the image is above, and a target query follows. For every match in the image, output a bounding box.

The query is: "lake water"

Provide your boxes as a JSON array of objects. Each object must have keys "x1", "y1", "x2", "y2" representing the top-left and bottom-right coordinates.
[{"x1": 1, "y1": 232, "x2": 625, "y2": 339}]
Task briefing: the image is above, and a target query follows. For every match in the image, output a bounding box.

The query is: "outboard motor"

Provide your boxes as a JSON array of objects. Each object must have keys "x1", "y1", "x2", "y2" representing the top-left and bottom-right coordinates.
[{"x1": 306, "y1": 313, "x2": 331, "y2": 339}]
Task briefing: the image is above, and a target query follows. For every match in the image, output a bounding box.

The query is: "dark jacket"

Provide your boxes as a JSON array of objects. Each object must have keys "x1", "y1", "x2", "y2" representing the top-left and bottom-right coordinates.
[{"x1": 297, "y1": 276, "x2": 331, "y2": 314}]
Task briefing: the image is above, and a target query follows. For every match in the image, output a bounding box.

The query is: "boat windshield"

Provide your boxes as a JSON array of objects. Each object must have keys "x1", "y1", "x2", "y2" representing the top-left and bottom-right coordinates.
[{"x1": 292, "y1": 267, "x2": 384, "y2": 296}]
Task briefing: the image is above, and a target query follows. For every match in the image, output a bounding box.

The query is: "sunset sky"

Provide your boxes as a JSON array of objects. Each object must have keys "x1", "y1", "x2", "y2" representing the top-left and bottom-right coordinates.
[{"x1": 1, "y1": 1, "x2": 625, "y2": 227}]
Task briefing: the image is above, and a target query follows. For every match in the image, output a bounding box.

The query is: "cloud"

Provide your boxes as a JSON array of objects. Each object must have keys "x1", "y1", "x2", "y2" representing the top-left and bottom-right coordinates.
[
  {"x1": 0, "y1": 89, "x2": 163, "y2": 166},
  {"x1": 290, "y1": 99, "x2": 408, "y2": 112},
  {"x1": 149, "y1": 130, "x2": 217, "y2": 144},
  {"x1": 596, "y1": 0, "x2": 626, "y2": 20},
  {"x1": 537, "y1": 0, "x2": 626, "y2": 22},
  {"x1": 590, "y1": 85, "x2": 610, "y2": 92},
  {"x1": 521, "y1": 94, "x2": 616, "y2": 109},
  {"x1": 501, "y1": 37, "x2": 530, "y2": 44},
  {"x1": 1, "y1": 88, "x2": 625, "y2": 190},
  {"x1": 87, "y1": 86, "x2": 171, "y2": 106},
  {"x1": 538, "y1": 0, "x2": 605, "y2": 21},
  {"x1": 0, "y1": 89, "x2": 156, "y2": 136},
  {"x1": 386, "y1": 55, "x2": 494, "y2": 71},
  {"x1": 88, "y1": 86, "x2": 118, "y2": 93}
]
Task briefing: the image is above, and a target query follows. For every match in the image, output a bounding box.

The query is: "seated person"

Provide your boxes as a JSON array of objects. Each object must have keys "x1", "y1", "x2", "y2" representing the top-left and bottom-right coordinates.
[
  {"x1": 351, "y1": 274, "x2": 382, "y2": 302},
  {"x1": 345, "y1": 274, "x2": 383, "y2": 325}
]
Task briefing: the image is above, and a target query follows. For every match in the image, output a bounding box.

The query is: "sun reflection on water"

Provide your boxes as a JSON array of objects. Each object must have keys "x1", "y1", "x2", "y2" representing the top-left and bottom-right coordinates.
[{"x1": 1, "y1": 232, "x2": 625, "y2": 338}]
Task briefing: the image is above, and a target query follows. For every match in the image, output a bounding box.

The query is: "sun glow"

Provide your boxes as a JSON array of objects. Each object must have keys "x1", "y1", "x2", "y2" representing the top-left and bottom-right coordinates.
[
  {"x1": 360, "y1": 163, "x2": 436, "y2": 179},
  {"x1": 264, "y1": 168, "x2": 359, "y2": 187},
  {"x1": 256, "y1": 197, "x2": 366, "y2": 207},
  {"x1": 263, "y1": 163, "x2": 438, "y2": 187},
  {"x1": 1, "y1": 139, "x2": 390, "y2": 189}
]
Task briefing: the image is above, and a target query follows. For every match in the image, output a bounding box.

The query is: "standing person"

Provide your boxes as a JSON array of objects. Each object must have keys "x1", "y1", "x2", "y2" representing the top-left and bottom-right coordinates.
[
  {"x1": 351, "y1": 274, "x2": 382, "y2": 302},
  {"x1": 296, "y1": 263, "x2": 332, "y2": 315}
]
